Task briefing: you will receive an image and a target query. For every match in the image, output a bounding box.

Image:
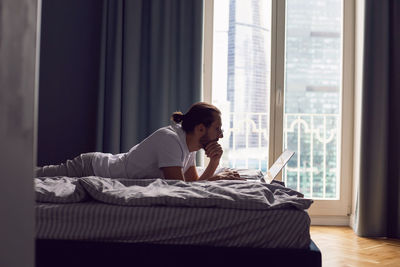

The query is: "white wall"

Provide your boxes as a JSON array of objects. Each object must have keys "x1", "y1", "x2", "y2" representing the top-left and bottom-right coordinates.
[{"x1": 0, "y1": 0, "x2": 40, "y2": 266}]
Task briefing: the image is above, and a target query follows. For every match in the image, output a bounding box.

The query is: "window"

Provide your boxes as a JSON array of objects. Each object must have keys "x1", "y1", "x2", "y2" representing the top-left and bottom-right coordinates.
[
  {"x1": 284, "y1": 0, "x2": 342, "y2": 200},
  {"x1": 204, "y1": 0, "x2": 354, "y2": 219},
  {"x1": 211, "y1": 0, "x2": 272, "y2": 172}
]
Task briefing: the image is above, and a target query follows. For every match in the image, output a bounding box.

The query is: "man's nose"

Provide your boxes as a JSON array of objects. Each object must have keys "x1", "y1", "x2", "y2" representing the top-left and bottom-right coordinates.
[{"x1": 219, "y1": 132, "x2": 224, "y2": 138}]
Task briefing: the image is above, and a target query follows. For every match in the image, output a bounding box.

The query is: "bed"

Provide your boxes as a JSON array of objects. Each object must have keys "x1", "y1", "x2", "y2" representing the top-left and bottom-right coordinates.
[{"x1": 34, "y1": 171, "x2": 321, "y2": 267}]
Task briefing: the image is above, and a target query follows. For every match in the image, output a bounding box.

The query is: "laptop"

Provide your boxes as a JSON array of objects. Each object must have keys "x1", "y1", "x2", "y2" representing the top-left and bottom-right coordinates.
[{"x1": 261, "y1": 150, "x2": 295, "y2": 184}]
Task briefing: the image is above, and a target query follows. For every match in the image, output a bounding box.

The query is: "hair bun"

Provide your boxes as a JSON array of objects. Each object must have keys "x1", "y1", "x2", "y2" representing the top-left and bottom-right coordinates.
[{"x1": 171, "y1": 111, "x2": 184, "y2": 123}]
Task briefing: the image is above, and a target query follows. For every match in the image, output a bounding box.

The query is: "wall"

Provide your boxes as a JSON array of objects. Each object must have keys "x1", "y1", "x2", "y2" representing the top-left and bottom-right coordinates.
[
  {"x1": 37, "y1": 0, "x2": 103, "y2": 165},
  {"x1": 0, "y1": 1, "x2": 39, "y2": 266}
]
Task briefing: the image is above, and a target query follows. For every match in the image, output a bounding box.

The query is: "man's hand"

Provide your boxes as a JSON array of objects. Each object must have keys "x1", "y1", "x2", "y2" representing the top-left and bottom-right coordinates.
[
  {"x1": 204, "y1": 141, "x2": 223, "y2": 161},
  {"x1": 208, "y1": 169, "x2": 244, "y2": 181}
]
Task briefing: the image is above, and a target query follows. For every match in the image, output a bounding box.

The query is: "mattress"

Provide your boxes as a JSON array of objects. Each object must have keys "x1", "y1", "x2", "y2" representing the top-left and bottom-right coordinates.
[
  {"x1": 35, "y1": 172, "x2": 312, "y2": 249},
  {"x1": 36, "y1": 201, "x2": 310, "y2": 249}
]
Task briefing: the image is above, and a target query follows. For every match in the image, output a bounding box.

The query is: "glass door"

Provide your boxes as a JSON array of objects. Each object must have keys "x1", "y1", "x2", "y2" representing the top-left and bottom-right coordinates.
[
  {"x1": 283, "y1": 0, "x2": 343, "y2": 200},
  {"x1": 211, "y1": 0, "x2": 273, "y2": 172},
  {"x1": 204, "y1": 0, "x2": 353, "y2": 218}
]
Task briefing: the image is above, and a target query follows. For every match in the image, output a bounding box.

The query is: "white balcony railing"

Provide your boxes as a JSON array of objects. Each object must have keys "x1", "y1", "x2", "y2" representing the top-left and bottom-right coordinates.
[{"x1": 222, "y1": 112, "x2": 339, "y2": 199}]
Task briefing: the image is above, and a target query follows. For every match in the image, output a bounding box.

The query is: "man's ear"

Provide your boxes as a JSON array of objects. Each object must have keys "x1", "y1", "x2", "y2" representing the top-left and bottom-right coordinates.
[{"x1": 194, "y1": 123, "x2": 206, "y2": 135}]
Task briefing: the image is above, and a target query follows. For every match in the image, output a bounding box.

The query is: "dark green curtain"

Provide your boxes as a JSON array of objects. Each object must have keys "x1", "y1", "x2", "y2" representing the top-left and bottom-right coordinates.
[
  {"x1": 355, "y1": 0, "x2": 400, "y2": 238},
  {"x1": 97, "y1": 0, "x2": 203, "y2": 153}
]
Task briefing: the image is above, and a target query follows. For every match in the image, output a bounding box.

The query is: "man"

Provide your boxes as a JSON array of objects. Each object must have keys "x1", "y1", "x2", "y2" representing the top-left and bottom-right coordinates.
[{"x1": 35, "y1": 102, "x2": 241, "y2": 181}]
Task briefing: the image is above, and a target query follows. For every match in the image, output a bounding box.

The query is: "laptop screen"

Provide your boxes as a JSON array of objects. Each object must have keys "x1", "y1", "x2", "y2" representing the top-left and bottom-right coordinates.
[{"x1": 263, "y1": 150, "x2": 295, "y2": 183}]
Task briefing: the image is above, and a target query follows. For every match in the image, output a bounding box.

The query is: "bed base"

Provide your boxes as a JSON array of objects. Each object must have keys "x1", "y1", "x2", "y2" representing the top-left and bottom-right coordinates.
[{"x1": 36, "y1": 239, "x2": 321, "y2": 267}]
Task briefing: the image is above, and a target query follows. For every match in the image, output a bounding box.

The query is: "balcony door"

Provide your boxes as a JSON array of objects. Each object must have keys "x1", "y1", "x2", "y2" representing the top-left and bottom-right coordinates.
[{"x1": 203, "y1": 0, "x2": 354, "y2": 220}]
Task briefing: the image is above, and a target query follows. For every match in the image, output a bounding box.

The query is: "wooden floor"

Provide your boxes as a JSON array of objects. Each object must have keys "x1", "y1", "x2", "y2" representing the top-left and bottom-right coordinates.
[{"x1": 310, "y1": 226, "x2": 400, "y2": 267}]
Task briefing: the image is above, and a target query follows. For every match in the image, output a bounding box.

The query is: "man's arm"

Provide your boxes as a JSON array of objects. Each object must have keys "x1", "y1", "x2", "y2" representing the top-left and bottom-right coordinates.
[
  {"x1": 197, "y1": 142, "x2": 242, "y2": 181},
  {"x1": 184, "y1": 166, "x2": 199, "y2": 182},
  {"x1": 197, "y1": 159, "x2": 219, "y2": 181},
  {"x1": 169, "y1": 142, "x2": 220, "y2": 182},
  {"x1": 162, "y1": 165, "x2": 203, "y2": 182},
  {"x1": 162, "y1": 165, "x2": 210, "y2": 182},
  {"x1": 161, "y1": 141, "x2": 242, "y2": 181},
  {"x1": 196, "y1": 141, "x2": 222, "y2": 181},
  {"x1": 161, "y1": 166, "x2": 185, "y2": 180}
]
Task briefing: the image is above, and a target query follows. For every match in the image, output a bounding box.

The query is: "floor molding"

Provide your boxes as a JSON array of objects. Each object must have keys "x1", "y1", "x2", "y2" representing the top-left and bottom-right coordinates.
[{"x1": 310, "y1": 215, "x2": 350, "y2": 226}]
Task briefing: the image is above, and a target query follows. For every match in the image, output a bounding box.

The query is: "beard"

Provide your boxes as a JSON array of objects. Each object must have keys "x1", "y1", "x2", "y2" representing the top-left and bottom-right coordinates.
[{"x1": 200, "y1": 129, "x2": 218, "y2": 149}]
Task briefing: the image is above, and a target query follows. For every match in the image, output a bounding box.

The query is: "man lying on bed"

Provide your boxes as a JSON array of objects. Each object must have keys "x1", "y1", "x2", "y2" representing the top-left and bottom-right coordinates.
[{"x1": 35, "y1": 102, "x2": 242, "y2": 182}]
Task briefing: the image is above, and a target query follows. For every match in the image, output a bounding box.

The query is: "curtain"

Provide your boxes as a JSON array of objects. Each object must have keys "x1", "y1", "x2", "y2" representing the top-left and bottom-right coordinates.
[
  {"x1": 355, "y1": 0, "x2": 400, "y2": 238},
  {"x1": 96, "y1": 0, "x2": 203, "y2": 153}
]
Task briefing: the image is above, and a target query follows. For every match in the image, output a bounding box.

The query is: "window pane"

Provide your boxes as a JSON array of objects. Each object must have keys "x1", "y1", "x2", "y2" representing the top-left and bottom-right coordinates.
[
  {"x1": 212, "y1": 0, "x2": 272, "y2": 171},
  {"x1": 283, "y1": 0, "x2": 342, "y2": 199}
]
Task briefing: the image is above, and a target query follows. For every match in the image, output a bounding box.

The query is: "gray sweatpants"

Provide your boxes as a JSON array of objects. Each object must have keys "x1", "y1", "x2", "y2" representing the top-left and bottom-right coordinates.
[{"x1": 35, "y1": 152, "x2": 96, "y2": 178}]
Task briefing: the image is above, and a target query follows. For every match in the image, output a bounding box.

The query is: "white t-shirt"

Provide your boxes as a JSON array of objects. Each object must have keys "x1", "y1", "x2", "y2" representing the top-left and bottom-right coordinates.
[{"x1": 92, "y1": 124, "x2": 196, "y2": 179}]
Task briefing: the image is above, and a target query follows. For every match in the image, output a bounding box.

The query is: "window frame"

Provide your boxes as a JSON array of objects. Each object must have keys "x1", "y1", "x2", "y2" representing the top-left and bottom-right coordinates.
[{"x1": 202, "y1": 0, "x2": 355, "y2": 221}]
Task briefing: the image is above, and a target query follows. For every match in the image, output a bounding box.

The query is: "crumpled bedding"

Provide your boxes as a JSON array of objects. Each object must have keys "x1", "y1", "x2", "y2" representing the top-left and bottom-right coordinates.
[
  {"x1": 35, "y1": 177, "x2": 87, "y2": 203},
  {"x1": 35, "y1": 176, "x2": 313, "y2": 210},
  {"x1": 80, "y1": 177, "x2": 312, "y2": 210}
]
